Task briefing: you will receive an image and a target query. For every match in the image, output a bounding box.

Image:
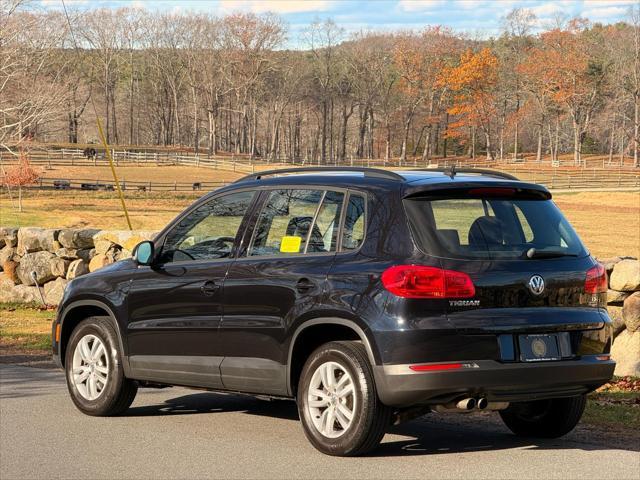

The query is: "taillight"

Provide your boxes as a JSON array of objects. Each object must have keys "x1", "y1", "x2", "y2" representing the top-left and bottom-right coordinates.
[
  {"x1": 585, "y1": 263, "x2": 607, "y2": 294},
  {"x1": 381, "y1": 265, "x2": 475, "y2": 299}
]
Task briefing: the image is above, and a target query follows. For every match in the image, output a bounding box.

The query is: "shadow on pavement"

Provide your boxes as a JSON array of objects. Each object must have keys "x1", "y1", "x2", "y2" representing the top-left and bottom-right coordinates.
[
  {"x1": 126, "y1": 391, "x2": 300, "y2": 421},
  {"x1": 123, "y1": 390, "x2": 640, "y2": 456}
]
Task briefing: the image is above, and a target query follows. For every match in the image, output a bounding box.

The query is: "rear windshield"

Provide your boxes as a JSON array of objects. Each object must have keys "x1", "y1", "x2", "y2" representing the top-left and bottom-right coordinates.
[{"x1": 404, "y1": 196, "x2": 587, "y2": 260}]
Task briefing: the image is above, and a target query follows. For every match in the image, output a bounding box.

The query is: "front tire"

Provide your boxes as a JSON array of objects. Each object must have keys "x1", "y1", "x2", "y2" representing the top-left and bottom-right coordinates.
[
  {"x1": 499, "y1": 395, "x2": 586, "y2": 438},
  {"x1": 297, "y1": 341, "x2": 391, "y2": 456},
  {"x1": 65, "y1": 316, "x2": 137, "y2": 416}
]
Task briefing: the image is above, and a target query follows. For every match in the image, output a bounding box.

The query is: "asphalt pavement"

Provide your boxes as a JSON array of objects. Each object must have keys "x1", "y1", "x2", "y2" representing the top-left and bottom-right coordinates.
[{"x1": 1, "y1": 364, "x2": 638, "y2": 480}]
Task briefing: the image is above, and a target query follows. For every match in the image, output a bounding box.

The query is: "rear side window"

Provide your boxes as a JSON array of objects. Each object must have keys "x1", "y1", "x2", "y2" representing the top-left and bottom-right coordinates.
[
  {"x1": 404, "y1": 195, "x2": 586, "y2": 260},
  {"x1": 249, "y1": 189, "x2": 344, "y2": 256}
]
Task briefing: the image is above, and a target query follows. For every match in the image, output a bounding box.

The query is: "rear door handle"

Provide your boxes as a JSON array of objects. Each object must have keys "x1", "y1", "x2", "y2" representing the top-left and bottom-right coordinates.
[
  {"x1": 201, "y1": 280, "x2": 219, "y2": 296},
  {"x1": 296, "y1": 278, "x2": 316, "y2": 294}
]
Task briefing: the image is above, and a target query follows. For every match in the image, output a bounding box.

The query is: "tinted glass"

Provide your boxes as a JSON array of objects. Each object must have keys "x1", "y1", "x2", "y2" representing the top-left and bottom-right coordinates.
[
  {"x1": 341, "y1": 193, "x2": 366, "y2": 251},
  {"x1": 404, "y1": 196, "x2": 586, "y2": 260},
  {"x1": 160, "y1": 191, "x2": 254, "y2": 262},
  {"x1": 313, "y1": 191, "x2": 345, "y2": 253},
  {"x1": 249, "y1": 189, "x2": 324, "y2": 256}
]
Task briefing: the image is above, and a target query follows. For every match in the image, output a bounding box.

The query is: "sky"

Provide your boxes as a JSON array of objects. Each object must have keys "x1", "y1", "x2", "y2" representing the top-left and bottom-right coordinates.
[{"x1": 39, "y1": 0, "x2": 638, "y2": 44}]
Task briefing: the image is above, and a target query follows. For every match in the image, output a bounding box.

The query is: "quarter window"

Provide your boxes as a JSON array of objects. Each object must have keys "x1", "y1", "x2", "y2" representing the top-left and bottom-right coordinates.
[
  {"x1": 341, "y1": 193, "x2": 366, "y2": 251},
  {"x1": 160, "y1": 191, "x2": 255, "y2": 263}
]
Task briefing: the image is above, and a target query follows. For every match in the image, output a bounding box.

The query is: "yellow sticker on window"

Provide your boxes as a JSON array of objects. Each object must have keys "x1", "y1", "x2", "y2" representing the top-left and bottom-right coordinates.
[{"x1": 280, "y1": 236, "x2": 302, "y2": 253}]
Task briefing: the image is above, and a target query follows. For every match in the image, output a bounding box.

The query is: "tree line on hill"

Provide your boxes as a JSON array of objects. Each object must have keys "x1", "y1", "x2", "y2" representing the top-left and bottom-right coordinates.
[{"x1": 1, "y1": 1, "x2": 639, "y2": 166}]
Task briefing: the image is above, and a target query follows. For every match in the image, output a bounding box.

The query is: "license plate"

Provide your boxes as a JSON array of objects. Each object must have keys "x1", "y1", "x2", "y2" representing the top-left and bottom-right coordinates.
[{"x1": 518, "y1": 334, "x2": 561, "y2": 362}]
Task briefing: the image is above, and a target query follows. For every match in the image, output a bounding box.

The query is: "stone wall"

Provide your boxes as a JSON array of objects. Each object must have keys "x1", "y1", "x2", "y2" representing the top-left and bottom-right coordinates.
[
  {"x1": 0, "y1": 227, "x2": 156, "y2": 305},
  {"x1": 0, "y1": 226, "x2": 638, "y2": 376},
  {"x1": 602, "y1": 257, "x2": 640, "y2": 377}
]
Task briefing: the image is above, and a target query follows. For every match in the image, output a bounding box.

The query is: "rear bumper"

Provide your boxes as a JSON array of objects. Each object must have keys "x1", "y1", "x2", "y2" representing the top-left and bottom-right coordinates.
[{"x1": 373, "y1": 356, "x2": 615, "y2": 407}]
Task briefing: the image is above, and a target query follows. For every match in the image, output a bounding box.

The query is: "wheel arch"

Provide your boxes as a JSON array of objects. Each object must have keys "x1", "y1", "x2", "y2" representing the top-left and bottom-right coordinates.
[
  {"x1": 58, "y1": 300, "x2": 129, "y2": 374},
  {"x1": 286, "y1": 317, "x2": 378, "y2": 396}
]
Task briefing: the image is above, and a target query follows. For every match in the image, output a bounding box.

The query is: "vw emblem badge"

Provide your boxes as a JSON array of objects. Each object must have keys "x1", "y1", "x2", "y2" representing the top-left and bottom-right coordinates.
[{"x1": 528, "y1": 275, "x2": 545, "y2": 295}]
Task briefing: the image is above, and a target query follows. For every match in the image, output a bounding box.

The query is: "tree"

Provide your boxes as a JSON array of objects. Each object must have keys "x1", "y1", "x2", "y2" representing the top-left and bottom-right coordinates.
[
  {"x1": 1, "y1": 1, "x2": 67, "y2": 152},
  {"x1": 3, "y1": 149, "x2": 39, "y2": 212},
  {"x1": 501, "y1": 8, "x2": 537, "y2": 161},
  {"x1": 442, "y1": 48, "x2": 500, "y2": 160},
  {"x1": 306, "y1": 19, "x2": 344, "y2": 164},
  {"x1": 536, "y1": 21, "x2": 608, "y2": 164}
]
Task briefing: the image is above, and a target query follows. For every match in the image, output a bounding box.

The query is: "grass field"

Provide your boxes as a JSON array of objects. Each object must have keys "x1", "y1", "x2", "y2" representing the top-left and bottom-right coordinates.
[{"x1": 2, "y1": 188, "x2": 638, "y2": 258}]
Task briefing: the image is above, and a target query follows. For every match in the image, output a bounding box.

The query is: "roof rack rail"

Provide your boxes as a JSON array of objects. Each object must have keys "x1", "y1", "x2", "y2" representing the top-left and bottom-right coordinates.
[
  {"x1": 234, "y1": 166, "x2": 405, "y2": 183},
  {"x1": 418, "y1": 167, "x2": 519, "y2": 181}
]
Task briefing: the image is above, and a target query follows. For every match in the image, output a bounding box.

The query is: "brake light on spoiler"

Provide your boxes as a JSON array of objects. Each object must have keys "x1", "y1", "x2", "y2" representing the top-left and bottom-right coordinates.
[{"x1": 381, "y1": 265, "x2": 475, "y2": 299}]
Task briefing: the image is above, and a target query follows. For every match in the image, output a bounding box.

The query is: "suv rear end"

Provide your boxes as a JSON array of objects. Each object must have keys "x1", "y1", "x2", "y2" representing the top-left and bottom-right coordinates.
[{"x1": 370, "y1": 177, "x2": 613, "y2": 408}]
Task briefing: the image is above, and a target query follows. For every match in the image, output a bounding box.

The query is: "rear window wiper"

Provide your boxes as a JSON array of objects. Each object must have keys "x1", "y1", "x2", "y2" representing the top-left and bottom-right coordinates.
[{"x1": 525, "y1": 247, "x2": 578, "y2": 259}]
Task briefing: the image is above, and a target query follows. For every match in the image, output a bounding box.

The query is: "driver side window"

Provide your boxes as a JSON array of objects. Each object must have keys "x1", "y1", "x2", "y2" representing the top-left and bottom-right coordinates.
[{"x1": 160, "y1": 191, "x2": 255, "y2": 263}]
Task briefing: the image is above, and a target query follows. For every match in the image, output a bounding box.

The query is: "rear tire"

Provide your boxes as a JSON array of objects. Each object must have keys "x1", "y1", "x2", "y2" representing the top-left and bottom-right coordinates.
[
  {"x1": 297, "y1": 341, "x2": 391, "y2": 456},
  {"x1": 499, "y1": 395, "x2": 586, "y2": 438},
  {"x1": 65, "y1": 316, "x2": 137, "y2": 416}
]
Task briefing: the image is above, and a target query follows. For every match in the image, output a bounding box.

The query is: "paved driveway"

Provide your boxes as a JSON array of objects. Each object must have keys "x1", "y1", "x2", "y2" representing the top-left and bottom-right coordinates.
[{"x1": 1, "y1": 364, "x2": 638, "y2": 480}]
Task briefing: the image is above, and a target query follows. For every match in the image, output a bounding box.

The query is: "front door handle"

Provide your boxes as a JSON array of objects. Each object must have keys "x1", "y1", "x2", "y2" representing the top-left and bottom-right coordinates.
[
  {"x1": 201, "y1": 280, "x2": 219, "y2": 296},
  {"x1": 296, "y1": 278, "x2": 316, "y2": 294}
]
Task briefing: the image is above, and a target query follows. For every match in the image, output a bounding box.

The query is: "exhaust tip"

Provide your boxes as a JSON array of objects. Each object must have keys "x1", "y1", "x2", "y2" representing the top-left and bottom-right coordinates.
[
  {"x1": 477, "y1": 397, "x2": 488, "y2": 410},
  {"x1": 456, "y1": 398, "x2": 476, "y2": 410}
]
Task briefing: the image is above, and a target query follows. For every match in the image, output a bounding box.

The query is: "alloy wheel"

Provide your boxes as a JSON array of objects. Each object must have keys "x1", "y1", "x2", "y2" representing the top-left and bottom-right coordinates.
[
  {"x1": 71, "y1": 334, "x2": 109, "y2": 401},
  {"x1": 307, "y1": 361, "x2": 356, "y2": 438}
]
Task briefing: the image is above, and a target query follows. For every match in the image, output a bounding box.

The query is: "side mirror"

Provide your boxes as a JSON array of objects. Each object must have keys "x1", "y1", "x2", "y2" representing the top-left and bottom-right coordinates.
[{"x1": 133, "y1": 240, "x2": 155, "y2": 266}]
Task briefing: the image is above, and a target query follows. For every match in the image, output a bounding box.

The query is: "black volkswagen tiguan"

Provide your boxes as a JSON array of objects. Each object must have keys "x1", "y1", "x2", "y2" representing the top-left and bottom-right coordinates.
[{"x1": 52, "y1": 167, "x2": 614, "y2": 456}]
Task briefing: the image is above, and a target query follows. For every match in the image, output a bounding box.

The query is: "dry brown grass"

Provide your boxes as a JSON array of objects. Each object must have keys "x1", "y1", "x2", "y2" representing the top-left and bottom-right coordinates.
[
  {"x1": 1, "y1": 191, "x2": 198, "y2": 230},
  {"x1": 38, "y1": 165, "x2": 245, "y2": 183},
  {"x1": 553, "y1": 191, "x2": 640, "y2": 259},
  {"x1": 0, "y1": 304, "x2": 55, "y2": 351}
]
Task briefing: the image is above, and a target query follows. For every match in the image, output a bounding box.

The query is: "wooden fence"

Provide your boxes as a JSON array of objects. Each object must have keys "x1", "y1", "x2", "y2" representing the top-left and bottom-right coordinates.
[{"x1": 1, "y1": 147, "x2": 639, "y2": 191}]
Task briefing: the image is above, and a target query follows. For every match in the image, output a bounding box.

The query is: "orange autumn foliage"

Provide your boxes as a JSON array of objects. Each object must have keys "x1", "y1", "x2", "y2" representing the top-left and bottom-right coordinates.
[
  {"x1": 439, "y1": 48, "x2": 499, "y2": 144},
  {"x1": 4, "y1": 151, "x2": 40, "y2": 188}
]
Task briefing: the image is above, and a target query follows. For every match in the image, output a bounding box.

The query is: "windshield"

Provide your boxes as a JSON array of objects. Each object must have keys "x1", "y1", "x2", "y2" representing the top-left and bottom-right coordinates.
[{"x1": 404, "y1": 195, "x2": 587, "y2": 260}]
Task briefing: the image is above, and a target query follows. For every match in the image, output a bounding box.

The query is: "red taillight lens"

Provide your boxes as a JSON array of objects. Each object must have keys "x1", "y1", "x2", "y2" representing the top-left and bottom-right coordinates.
[
  {"x1": 381, "y1": 265, "x2": 475, "y2": 299},
  {"x1": 585, "y1": 263, "x2": 607, "y2": 294}
]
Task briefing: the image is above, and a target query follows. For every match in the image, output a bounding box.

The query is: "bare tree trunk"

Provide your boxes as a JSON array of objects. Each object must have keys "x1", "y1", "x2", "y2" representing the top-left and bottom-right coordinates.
[
  {"x1": 129, "y1": 63, "x2": 135, "y2": 145},
  {"x1": 536, "y1": 125, "x2": 543, "y2": 162},
  {"x1": 572, "y1": 118, "x2": 581, "y2": 165},
  {"x1": 208, "y1": 109, "x2": 217, "y2": 155},
  {"x1": 620, "y1": 116, "x2": 626, "y2": 165},
  {"x1": 443, "y1": 113, "x2": 449, "y2": 159},
  {"x1": 104, "y1": 73, "x2": 110, "y2": 143},
  {"x1": 554, "y1": 116, "x2": 560, "y2": 162},
  {"x1": 192, "y1": 86, "x2": 198, "y2": 153},
  {"x1": 400, "y1": 115, "x2": 411, "y2": 164},
  {"x1": 608, "y1": 118, "x2": 615, "y2": 165},
  {"x1": 385, "y1": 118, "x2": 391, "y2": 162},
  {"x1": 321, "y1": 99, "x2": 327, "y2": 164},
  {"x1": 513, "y1": 121, "x2": 519, "y2": 161},
  {"x1": 485, "y1": 131, "x2": 492, "y2": 161},
  {"x1": 421, "y1": 126, "x2": 431, "y2": 163},
  {"x1": 635, "y1": 96, "x2": 639, "y2": 167},
  {"x1": 470, "y1": 126, "x2": 476, "y2": 160},
  {"x1": 367, "y1": 107, "x2": 374, "y2": 159}
]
